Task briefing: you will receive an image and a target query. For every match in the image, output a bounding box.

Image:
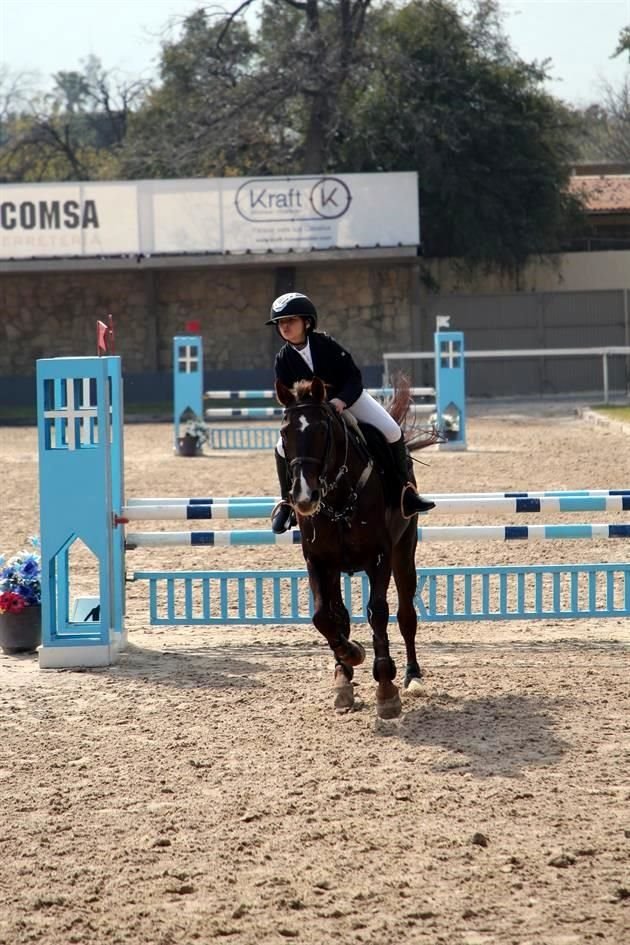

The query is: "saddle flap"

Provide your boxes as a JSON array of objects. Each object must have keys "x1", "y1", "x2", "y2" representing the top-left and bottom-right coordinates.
[{"x1": 352, "y1": 421, "x2": 399, "y2": 506}]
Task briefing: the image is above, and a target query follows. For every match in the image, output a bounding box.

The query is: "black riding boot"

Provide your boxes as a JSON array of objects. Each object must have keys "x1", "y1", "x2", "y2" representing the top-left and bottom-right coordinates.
[
  {"x1": 390, "y1": 436, "x2": 435, "y2": 518},
  {"x1": 271, "y1": 449, "x2": 296, "y2": 534}
]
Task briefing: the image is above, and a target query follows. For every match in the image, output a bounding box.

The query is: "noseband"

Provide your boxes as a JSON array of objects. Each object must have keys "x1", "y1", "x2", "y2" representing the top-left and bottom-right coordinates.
[{"x1": 282, "y1": 401, "x2": 373, "y2": 523}]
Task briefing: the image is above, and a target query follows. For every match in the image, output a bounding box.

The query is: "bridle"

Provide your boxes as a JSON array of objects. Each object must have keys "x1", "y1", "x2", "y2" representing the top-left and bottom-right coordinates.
[{"x1": 282, "y1": 400, "x2": 373, "y2": 525}]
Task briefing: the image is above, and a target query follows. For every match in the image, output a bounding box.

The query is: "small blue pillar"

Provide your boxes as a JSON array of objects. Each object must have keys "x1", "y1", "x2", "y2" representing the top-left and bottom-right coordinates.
[
  {"x1": 173, "y1": 335, "x2": 203, "y2": 451},
  {"x1": 37, "y1": 355, "x2": 125, "y2": 668},
  {"x1": 435, "y1": 331, "x2": 467, "y2": 450}
]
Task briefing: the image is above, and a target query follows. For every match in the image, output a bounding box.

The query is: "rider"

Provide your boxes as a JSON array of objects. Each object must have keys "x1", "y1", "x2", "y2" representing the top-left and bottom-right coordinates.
[{"x1": 267, "y1": 291, "x2": 435, "y2": 533}]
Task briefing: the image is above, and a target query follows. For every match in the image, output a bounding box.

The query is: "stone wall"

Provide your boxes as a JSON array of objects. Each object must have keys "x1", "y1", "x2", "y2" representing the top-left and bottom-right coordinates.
[{"x1": 0, "y1": 260, "x2": 418, "y2": 381}]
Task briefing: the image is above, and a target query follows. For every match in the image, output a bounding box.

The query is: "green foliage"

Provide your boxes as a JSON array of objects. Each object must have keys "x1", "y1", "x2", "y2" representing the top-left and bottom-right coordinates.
[
  {"x1": 613, "y1": 25, "x2": 630, "y2": 62},
  {"x1": 338, "y1": 0, "x2": 585, "y2": 268},
  {"x1": 120, "y1": 9, "x2": 285, "y2": 178}
]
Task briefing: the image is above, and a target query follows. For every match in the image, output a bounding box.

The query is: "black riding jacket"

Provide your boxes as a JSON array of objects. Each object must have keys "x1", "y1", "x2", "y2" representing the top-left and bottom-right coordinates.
[{"x1": 274, "y1": 331, "x2": 363, "y2": 407}]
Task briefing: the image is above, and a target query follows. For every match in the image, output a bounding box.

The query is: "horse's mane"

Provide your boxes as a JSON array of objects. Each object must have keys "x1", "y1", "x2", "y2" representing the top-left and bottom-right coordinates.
[
  {"x1": 291, "y1": 376, "x2": 442, "y2": 451},
  {"x1": 293, "y1": 379, "x2": 324, "y2": 402}
]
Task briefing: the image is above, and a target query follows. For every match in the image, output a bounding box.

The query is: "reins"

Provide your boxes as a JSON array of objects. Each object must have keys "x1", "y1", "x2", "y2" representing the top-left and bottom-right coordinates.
[{"x1": 283, "y1": 401, "x2": 373, "y2": 525}]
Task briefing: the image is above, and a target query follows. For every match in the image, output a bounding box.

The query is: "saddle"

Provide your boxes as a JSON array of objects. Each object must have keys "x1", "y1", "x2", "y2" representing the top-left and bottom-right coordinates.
[{"x1": 344, "y1": 416, "x2": 400, "y2": 508}]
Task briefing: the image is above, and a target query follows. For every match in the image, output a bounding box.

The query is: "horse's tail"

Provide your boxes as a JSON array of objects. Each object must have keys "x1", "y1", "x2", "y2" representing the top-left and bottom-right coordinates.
[{"x1": 387, "y1": 373, "x2": 444, "y2": 452}]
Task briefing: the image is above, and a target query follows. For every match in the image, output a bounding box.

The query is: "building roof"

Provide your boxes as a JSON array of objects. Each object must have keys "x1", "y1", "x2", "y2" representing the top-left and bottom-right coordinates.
[{"x1": 569, "y1": 174, "x2": 630, "y2": 214}]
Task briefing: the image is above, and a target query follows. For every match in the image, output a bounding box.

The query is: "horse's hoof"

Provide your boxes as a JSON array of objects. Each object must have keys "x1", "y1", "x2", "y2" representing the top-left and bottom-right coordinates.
[
  {"x1": 334, "y1": 682, "x2": 355, "y2": 713},
  {"x1": 376, "y1": 691, "x2": 402, "y2": 719},
  {"x1": 333, "y1": 666, "x2": 355, "y2": 713},
  {"x1": 404, "y1": 677, "x2": 424, "y2": 696},
  {"x1": 348, "y1": 641, "x2": 366, "y2": 667}
]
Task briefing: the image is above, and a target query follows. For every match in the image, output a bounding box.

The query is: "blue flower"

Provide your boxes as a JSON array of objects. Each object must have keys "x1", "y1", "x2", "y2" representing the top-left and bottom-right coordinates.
[{"x1": 0, "y1": 537, "x2": 41, "y2": 613}]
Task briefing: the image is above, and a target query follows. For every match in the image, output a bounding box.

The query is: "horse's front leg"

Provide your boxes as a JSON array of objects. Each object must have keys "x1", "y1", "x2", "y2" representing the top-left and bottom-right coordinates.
[
  {"x1": 366, "y1": 553, "x2": 402, "y2": 719},
  {"x1": 307, "y1": 559, "x2": 365, "y2": 713}
]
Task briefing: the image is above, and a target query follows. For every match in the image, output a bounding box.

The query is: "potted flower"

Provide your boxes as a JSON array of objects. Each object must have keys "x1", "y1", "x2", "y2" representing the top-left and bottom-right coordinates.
[
  {"x1": 0, "y1": 537, "x2": 42, "y2": 654},
  {"x1": 429, "y1": 409, "x2": 460, "y2": 441},
  {"x1": 177, "y1": 418, "x2": 210, "y2": 457}
]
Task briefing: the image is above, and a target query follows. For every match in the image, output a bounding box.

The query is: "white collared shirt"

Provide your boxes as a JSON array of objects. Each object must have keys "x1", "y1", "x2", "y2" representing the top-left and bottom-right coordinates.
[{"x1": 292, "y1": 338, "x2": 314, "y2": 371}]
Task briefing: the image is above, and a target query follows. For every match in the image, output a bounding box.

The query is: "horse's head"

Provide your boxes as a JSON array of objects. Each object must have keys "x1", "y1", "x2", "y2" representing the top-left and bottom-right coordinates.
[{"x1": 276, "y1": 377, "x2": 338, "y2": 517}]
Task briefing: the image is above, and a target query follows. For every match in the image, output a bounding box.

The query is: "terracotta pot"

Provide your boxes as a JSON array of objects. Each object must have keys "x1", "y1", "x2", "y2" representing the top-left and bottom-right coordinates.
[
  {"x1": 0, "y1": 605, "x2": 42, "y2": 655},
  {"x1": 177, "y1": 434, "x2": 200, "y2": 457}
]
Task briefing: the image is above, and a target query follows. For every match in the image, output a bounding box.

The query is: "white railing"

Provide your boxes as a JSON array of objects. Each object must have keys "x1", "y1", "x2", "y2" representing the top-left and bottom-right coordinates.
[{"x1": 383, "y1": 346, "x2": 630, "y2": 404}]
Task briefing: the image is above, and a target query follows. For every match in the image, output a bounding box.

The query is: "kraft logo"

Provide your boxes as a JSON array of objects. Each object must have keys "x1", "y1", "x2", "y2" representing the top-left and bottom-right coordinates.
[{"x1": 235, "y1": 176, "x2": 352, "y2": 223}]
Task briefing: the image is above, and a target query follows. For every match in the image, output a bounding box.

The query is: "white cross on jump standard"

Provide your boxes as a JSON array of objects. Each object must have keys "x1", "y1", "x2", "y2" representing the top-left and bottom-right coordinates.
[
  {"x1": 178, "y1": 345, "x2": 199, "y2": 373},
  {"x1": 43, "y1": 378, "x2": 98, "y2": 450},
  {"x1": 440, "y1": 339, "x2": 462, "y2": 370}
]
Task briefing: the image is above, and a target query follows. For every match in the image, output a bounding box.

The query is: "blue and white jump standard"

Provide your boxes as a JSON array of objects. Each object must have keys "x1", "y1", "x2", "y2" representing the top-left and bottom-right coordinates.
[
  {"x1": 37, "y1": 355, "x2": 126, "y2": 668},
  {"x1": 37, "y1": 351, "x2": 630, "y2": 668},
  {"x1": 173, "y1": 334, "x2": 204, "y2": 452}
]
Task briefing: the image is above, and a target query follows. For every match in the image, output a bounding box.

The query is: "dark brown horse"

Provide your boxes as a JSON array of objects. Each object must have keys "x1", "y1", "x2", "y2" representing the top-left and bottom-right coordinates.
[{"x1": 276, "y1": 376, "x2": 436, "y2": 718}]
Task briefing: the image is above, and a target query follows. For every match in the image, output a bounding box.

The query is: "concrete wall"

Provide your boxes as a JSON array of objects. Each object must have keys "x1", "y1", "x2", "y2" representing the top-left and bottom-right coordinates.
[
  {"x1": 2, "y1": 249, "x2": 629, "y2": 408},
  {"x1": 0, "y1": 259, "x2": 419, "y2": 391},
  {"x1": 424, "y1": 250, "x2": 630, "y2": 295}
]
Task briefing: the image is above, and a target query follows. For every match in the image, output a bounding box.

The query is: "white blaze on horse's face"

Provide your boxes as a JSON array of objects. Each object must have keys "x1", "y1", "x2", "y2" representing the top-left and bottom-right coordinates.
[
  {"x1": 294, "y1": 468, "x2": 314, "y2": 508},
  {"x1": 294, "y1": 418, "x2": 321, "y2": 511}
]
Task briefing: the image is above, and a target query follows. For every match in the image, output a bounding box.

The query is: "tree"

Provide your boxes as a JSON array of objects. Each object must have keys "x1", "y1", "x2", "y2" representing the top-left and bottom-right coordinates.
[
  {"x1": 0, "y1": 57, "x2": 145, "y2": 182},
  {"x1": 120, "y1": 1, "x2": 373, "y2": 177},
  {"x1": 338, "y1": 0, "x2": 585, "y2": 268},
  {"x1": 599, "y1": 77, "x2": 630, "y2": 162},
  {"x1": 613, "y1": 25, "x2": 630, "y2": 62}
]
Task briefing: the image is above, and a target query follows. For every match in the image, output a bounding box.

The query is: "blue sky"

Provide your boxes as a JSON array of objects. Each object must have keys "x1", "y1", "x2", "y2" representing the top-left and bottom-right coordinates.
[{"x1": 1, "y1": 0, "x2": 628, "y2": 106}]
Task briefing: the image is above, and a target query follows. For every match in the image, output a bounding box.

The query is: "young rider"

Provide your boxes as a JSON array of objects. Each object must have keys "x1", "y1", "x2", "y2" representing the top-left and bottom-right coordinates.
[{"x1": 267, "y1": 291, "x2": 435, "y2": 533}]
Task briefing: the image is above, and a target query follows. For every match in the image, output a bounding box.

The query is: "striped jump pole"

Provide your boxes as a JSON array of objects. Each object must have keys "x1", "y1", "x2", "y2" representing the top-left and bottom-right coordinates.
[
  {"x1": 125, "y1": 488, "x2": 630, "y2": 505},
  {"x1": 125, "y1": 523, "x2": 630, "y2": 548},
  {"x1": 202, "y1": 386, "x2": 437, "y2": 400},
  {"x1": 204, "y1": 407, "x2": 285, "y2": 419},
  {"x1": 120, "y1": 494, "x2": 630, "y2": 520}
]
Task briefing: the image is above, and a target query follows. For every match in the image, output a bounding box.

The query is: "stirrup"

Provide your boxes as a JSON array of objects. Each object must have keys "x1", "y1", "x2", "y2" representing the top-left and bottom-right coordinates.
[
  {"x1": 271, "y1": 500, "x2": 296, "y2": 534},
  {"x1": 400, "y1": 483, "x2": 435, "y2": 520}
]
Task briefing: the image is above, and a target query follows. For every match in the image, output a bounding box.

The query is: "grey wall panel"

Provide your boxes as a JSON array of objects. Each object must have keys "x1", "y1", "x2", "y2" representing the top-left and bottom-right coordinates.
[{"x1": 424, "y1": 289, "x2": 629, "y2": 398}]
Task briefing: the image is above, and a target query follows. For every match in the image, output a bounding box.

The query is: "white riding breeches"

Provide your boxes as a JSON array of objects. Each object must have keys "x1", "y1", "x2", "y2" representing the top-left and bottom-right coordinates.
[{"x1": 275, "y1": 390, "x2": 402, "y2": 456}]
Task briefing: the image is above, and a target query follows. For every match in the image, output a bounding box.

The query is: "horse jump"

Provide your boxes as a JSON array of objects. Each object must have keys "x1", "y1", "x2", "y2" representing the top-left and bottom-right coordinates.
[
  {"x1": 36, "y1": 352, "x2": 630, "y2": 683},
  {"x1": 173, "y1": 331, "x2": 467, "y2": 452}
]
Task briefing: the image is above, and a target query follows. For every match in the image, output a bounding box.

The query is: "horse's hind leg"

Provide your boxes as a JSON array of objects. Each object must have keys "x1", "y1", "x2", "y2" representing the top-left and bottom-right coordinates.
[
  {"x1": 366, "y1": 556, "x2": 402, "y2": 720},
  {"x1": 392, "y1": 526, "x2": 423, "y2": 695}
]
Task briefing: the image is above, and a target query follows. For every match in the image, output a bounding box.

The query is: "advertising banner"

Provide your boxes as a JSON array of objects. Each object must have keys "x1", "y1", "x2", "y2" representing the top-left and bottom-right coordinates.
[
  {"x1": 222, "y1": 173, "x2": 419, "y2": 252},
  {"x1": 0, "y1": 183, "x2": 139, "y2": 259},
  {"x1": 0, "y1": 173, "x2": 419, "y2": 260}
]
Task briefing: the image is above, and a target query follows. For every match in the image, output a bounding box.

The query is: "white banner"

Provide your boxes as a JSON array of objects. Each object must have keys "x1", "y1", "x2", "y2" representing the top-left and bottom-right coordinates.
[
  {"x1": 0, "y1": 183, "x2": 139, "y2": 259},
  {"x1": 0, "y1": 173, "x2": 419, "y2": 260}
]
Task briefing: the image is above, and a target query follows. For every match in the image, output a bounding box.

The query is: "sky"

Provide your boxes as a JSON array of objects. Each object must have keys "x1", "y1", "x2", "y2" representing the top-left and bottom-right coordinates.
[{"x1": 0, "y1": 0, "x2": 628, "y2": 107}]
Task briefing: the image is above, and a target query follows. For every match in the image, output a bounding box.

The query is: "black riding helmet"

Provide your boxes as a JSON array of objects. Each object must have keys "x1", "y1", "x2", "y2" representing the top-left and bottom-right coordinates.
[{"x1": 265, "y1": 292, "x2": 317, "y2": 332}]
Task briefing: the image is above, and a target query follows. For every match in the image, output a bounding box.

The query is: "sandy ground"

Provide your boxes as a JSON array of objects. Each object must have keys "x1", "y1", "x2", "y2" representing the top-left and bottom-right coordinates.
[{"x1": 1, "y1": 412, "x2": 629, "y2": 945}]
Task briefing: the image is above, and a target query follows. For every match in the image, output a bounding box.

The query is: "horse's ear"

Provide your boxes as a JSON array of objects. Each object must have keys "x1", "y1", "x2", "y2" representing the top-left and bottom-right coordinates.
[
  {"x1": 311, "y1": 376, "x2": 326, "y2": 403},
  {"x1": 275, "y1": 379, "x2": 295, "y2": 407}
]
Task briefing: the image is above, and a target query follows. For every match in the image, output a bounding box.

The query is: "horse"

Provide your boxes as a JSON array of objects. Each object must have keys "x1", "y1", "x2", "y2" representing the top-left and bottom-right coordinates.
[{"x1": 275, "y1": 376, "x2": 437, "y2": 719}]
